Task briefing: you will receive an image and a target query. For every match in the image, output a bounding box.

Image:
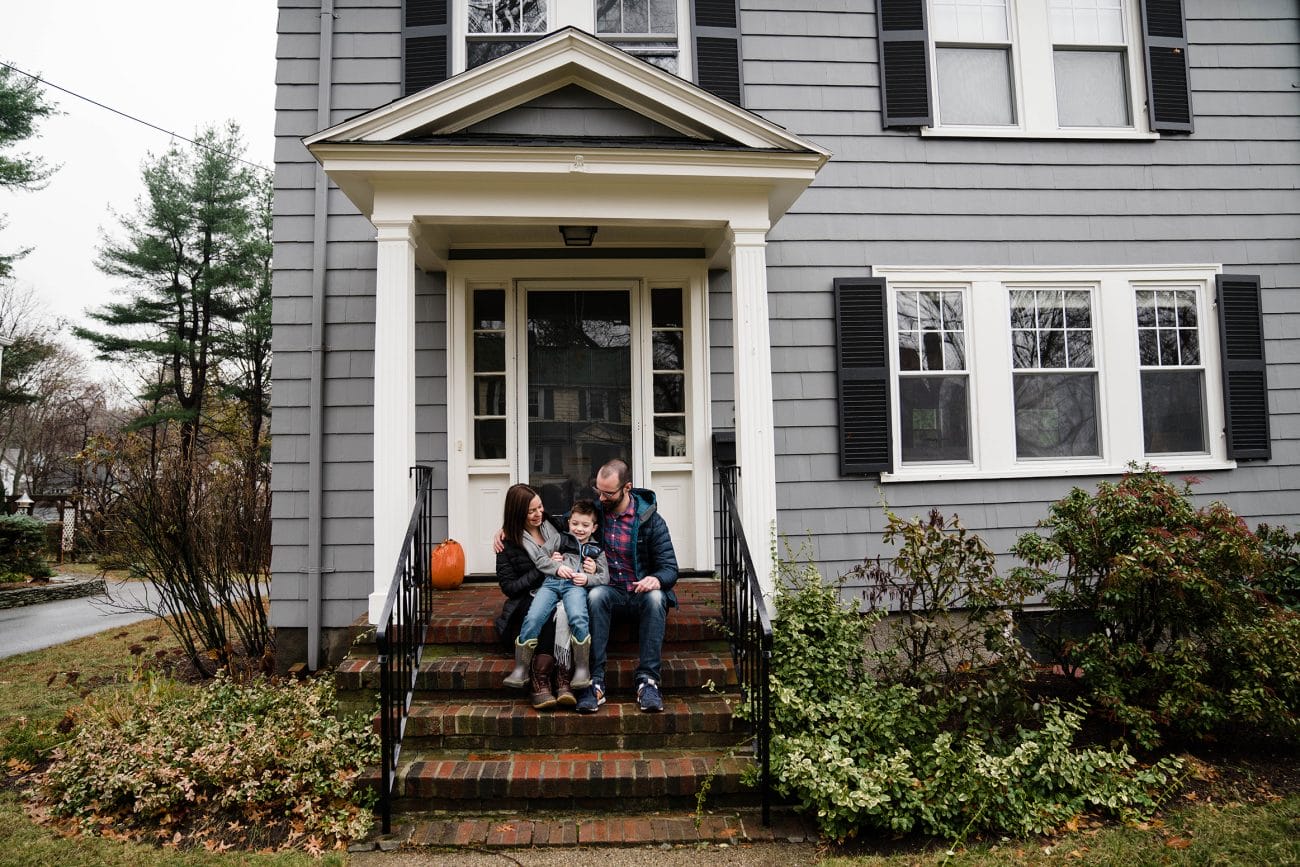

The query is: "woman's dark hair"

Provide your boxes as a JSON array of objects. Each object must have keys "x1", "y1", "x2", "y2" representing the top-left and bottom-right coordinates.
[{"x1": 502, "y1": 483, "x2": 539, "y2": 545}]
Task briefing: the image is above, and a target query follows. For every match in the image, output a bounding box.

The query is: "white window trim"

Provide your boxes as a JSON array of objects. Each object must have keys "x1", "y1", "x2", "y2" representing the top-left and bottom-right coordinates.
[
  {"x1": 452, "y1": 0, "x2": 693, "y2": 79},
  {"x1": 876, "y1": 264, "x2": 1236, "y2": 484},
  {"x1": 922, "y1": 0, "x2": 1158, "y2": 140}
]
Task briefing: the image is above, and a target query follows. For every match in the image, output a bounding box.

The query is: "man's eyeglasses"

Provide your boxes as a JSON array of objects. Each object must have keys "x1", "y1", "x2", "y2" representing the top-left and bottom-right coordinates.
[{"x1": 595, "y1": 486, "x2": 624, "y2": 500}]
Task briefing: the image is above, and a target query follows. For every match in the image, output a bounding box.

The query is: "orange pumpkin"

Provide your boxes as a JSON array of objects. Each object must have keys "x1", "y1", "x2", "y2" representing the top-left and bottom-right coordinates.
[{"x1": 430, "y1": 539, "x2": 465, "y2": 590}]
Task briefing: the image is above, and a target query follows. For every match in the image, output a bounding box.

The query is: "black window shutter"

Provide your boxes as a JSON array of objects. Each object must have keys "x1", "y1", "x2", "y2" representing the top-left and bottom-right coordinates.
[
  {"x1": 834, "y1": 277, "x2": 893, "y2": 474},
  {"x1": 1216, "y1": 274, "x2": 1270, "y2": 461},
  {"x1": 1140, "y1": 0, "x2": 1193, "y2": 133},
  {"x1": 691, "y1": 0, "x2": 743, "y2": 106},
  {"x1": 877, "y1": 0, "x2": 932, "y2": 128},
  {"x1": 403, "y1": 0, "x2": 450, "y2": 96}
]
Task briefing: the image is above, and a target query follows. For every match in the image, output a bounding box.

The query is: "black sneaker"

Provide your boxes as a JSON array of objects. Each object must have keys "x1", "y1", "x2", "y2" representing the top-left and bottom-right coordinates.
[{"x1": 636, "y1": 679, "x2": 663, "y2": 712}]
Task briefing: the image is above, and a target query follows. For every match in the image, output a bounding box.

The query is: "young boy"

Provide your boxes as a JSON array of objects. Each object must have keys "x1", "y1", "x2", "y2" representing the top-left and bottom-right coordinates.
[
  {"x1": 551, "y1": 499, "x2": 609, "y2": 587},
  {"x1": 506, "y1": 500, "x2": 608, "y2": 692}
]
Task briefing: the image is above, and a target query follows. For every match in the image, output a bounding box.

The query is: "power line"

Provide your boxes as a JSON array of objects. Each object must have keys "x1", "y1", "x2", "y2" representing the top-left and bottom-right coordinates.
[{"x1": 0, "y1": 60, "x2": 273, "y2": 174}]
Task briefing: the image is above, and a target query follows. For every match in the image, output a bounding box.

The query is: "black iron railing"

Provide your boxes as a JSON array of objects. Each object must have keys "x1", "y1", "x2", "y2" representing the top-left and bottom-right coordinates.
[
  {"x1": 716, "y1": 464, "x2": 774, "y2": 825},
  {"x1": 375, "y1": 464, "x2": 436, "y2": 834}
]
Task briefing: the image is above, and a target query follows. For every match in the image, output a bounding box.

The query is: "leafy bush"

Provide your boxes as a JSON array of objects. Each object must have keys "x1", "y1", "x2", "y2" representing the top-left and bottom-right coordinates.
[
  {"x1": 764, "y1": 554, "x2": 1180, "y2": 843},
  {"x1": 44, "y1": 673, "x2": 378, "y2": 849},
  {"x1": 1255, "y1": 523, "x2": 1300, "y2": 611},
  {"x1": 0, "y1": 514, "x2": 54, "y2": 579},
  {"x1": 847, "y1": 509, "x2": 1035, "y2": 728},
  {"x1": 1012, "y1": 466, "x2": 1300, "y2": 747}
]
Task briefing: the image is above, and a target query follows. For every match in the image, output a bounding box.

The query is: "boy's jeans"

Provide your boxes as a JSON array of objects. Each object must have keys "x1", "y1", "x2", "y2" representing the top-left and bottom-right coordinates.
[
  {"x1": 587, "y1": 584, "x2": 668, "y2": 686},
  {"x1": 519, "y1": 577, "x2": 590, "y2": 644}
]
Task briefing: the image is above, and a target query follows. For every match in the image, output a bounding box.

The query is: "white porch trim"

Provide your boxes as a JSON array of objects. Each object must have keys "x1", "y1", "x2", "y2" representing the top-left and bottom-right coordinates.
[
  {"x1": 729, "y1": 228, "x2": 779, "y2": 600},
  {"x1": 369, "y1": 220, "x2": 418, "y2": 624}
]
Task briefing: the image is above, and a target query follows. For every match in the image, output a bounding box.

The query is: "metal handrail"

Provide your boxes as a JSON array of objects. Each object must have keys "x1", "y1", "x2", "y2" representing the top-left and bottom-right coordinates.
[
  {"x1": 715, "y1": 464, "x2": 774, "y2": 825},
  {"x1": 375, "y1": 464, "x2": 436, "y2": 834}
]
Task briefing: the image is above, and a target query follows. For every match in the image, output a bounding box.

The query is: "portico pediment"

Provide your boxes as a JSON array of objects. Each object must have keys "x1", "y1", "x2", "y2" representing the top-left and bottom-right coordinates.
[{"x1": 305, "y1": 27, "x2": 826, "y2": 154}]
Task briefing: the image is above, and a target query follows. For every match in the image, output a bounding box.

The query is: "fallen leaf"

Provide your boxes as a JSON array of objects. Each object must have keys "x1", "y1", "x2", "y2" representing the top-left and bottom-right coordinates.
[{"x1": 1166, "y1": 837, "x2": 1193, "y2": 850}]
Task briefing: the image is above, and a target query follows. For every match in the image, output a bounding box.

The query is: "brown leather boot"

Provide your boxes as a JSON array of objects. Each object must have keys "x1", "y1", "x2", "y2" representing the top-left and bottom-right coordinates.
[
  {"x1": 530, "y1": 654, "x2": 558, "y2": 710},
  {"x1": 554, "y1": 659, "x2": 577, "y2": 708}
]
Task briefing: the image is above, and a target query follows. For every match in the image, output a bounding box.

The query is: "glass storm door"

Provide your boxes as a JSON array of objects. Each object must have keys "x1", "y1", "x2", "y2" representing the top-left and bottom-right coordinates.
[{"x1": 524, "y1": 289, "x2": 633, "y2": 516}]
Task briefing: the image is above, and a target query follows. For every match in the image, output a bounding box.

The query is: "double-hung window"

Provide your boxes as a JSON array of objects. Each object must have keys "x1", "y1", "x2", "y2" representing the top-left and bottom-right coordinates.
[
  {"x1": 461, "y1": 0, "x2": 689, "y2": 73},
  {"x1": 866, "y1": 265, "x2": 1244, "y2": 482},
  {"x1": 404, "y1": 1, "x2": 746, "y2": 103},
  {"x1": 1009, "y1": 288, "x2": 1099, "y2": 458},
  {"x1": 877, "y1": 0, "x2": 1194, "y2": 136}
]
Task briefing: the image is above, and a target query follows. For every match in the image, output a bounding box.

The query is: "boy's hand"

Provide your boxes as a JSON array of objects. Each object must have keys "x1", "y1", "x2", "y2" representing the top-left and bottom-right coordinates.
[
  {"x1": 491, "y1": 528, "x2": 505, "y2": 554},
  {"x1": 557, "y1": 565, "x2": 578, "y2": 580},
  {"x1": 582, "y1": 557, "x2": 597, "y2": 574},
  {"x1": 572, "y1": 573, "x2": 588, "y2": 587}
]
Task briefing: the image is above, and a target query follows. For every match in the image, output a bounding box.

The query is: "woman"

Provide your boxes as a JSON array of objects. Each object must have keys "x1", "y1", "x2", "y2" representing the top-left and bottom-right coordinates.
[{"x1": 494, "y1": 483, "x2": 575, "y2": 710}]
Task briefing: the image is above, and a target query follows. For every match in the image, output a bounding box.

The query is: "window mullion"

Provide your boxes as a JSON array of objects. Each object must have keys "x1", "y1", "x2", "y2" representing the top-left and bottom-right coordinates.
[{"x1": 1016, "y1": 1, "x2": 1054, "y2": 134}]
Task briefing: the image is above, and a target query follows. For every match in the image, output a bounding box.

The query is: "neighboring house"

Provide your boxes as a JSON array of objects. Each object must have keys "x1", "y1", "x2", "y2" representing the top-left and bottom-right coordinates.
[{"x1": 270, "y1": 0, "x2": 1299, "y2": 669}]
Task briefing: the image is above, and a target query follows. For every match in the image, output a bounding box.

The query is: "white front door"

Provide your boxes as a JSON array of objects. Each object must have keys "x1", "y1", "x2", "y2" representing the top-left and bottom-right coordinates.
[{"x1": 447, "y1": 261, "x2": 712, "y2": 575}]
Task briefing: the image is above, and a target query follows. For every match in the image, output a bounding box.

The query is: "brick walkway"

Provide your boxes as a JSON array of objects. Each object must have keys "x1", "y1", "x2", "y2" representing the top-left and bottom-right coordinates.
[{"x1": 394, "y1": 810, "x2": 819, "y2": 849}]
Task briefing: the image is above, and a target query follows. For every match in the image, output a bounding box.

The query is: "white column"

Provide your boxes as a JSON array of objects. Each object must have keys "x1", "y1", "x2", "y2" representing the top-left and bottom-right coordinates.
[
  {"x1": 728, "y1": 228, "x2": 778, "y2": 601},
  {"x1": 370, "y1": 219, "x2": 418, "y2": 623}
]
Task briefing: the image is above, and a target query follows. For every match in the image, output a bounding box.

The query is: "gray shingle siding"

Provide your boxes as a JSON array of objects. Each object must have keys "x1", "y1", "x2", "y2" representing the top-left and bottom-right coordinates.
[
  {"x1": 750, "y1": 0, "x2": 1300, "y2": 585},
  {"x1": 272, "y1": 0, "x2": 444, "y2": 631}
]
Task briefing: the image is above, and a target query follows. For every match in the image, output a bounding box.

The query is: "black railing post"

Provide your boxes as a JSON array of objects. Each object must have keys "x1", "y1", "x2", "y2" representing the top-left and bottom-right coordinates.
[
  {"x1": 715, "y1": 462, "x2": 773, "y2": 826},
  {"x1": 376, "y1": 465, "x2": 437, "y2": 835}
]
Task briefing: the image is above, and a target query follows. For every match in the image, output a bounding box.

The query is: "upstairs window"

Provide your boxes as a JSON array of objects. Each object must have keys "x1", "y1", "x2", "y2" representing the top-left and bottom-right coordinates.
[
  {"x1": 877, "y1": 0, "x2": 1193, "y2": 136},
  {"x1": 404, "y1": 1, "x2": 744, "y2": 105},
  {"x1": 461, "y1": 0, "x2": 688, "y2": 74}
]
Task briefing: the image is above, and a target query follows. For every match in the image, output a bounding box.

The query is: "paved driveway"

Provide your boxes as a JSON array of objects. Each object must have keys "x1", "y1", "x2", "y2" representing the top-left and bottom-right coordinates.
[{"x1": 0, "y1": 579, "x2": 164, "y2": 659}]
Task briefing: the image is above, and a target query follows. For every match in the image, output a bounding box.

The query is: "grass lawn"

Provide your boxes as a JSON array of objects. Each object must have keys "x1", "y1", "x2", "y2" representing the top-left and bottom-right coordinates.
[{"x1": 821, "y1": 795, "x2": 1300, "y2": 865}]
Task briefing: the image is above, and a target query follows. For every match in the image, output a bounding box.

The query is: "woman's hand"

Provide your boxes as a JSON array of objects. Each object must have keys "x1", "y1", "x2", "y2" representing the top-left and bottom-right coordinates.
[{"x1": 551, "y1": 551, "x2": 564, "y2": 562}]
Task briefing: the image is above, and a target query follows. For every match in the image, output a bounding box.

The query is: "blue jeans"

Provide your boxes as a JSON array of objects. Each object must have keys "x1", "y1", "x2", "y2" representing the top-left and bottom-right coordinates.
[
  {"x1": 587, "y1": 584, "x2": 668, "y2": 686},
  {"x1": 518, "y1": 577, "x2": 590, "y2": 644}
]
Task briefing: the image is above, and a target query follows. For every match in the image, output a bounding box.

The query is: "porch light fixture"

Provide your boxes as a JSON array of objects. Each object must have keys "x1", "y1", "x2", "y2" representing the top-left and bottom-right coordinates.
[{"x1": 559, "y1": 225, "x2": 597, "y2": 247}]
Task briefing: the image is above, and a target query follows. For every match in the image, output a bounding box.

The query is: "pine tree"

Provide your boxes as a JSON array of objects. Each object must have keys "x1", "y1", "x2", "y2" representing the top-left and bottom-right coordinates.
[
  {"x1": 0, "y1": 63, "x2": 56, "y2": 283},
  {"x1": 74, "y1": 122, "x2": 266, "y2": 463}
]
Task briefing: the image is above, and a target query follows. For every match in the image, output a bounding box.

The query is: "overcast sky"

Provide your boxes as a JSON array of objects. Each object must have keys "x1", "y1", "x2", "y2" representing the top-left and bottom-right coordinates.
[{"x1": 1, "y1": 2, "x2": 278, "y2": 364}]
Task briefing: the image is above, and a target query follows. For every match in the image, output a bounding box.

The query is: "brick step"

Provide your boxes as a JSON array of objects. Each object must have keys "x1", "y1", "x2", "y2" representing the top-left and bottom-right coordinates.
[
  {"x1": 373, "y1": 808, "x2": 820, "y2": 850},
  {"x1": 337, "y1": 649, "x2": 738, "y2": 696},
  {"x1": 395, "y1": 696, "x2": 745, "y2": 751},
  {"x1": 393, "y1": 747, "x2": 755, "y2": 810},
  {"x1": 369, "y1": 580, "x2": 727, "y2": 648}
]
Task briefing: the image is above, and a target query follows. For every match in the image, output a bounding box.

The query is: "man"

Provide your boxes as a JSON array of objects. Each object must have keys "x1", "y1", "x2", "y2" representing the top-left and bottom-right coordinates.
[{"x1": 578, "y1": 458, "x2": 677, "y2": 714}]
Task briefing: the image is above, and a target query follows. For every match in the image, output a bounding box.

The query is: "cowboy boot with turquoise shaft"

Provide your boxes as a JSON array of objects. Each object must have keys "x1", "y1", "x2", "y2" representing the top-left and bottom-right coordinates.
[{"x1": 504, "y1": 639, "x2": 535, "y2": 688}]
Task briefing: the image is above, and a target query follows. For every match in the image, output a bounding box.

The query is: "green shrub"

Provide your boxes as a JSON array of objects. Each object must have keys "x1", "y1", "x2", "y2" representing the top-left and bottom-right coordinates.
[
  {"x1": 0, "y1": 514, "x2": 54, "y2": 579},
  {"x1": 44, "y1": 673, "x2": 378, "y2": 848},
  {"x1": 1255, "y1": 523, "x2": 1300, "y2": 611},
  {"x1": 1012, "y1": 465, "x2": 1300, "y2": 747},
  {"x1": 847, "y1": 509, "x2": 1035, "y2": 729},
  {"x1": 763, "y1": 556, "x2": 1181, "y2": 843}
]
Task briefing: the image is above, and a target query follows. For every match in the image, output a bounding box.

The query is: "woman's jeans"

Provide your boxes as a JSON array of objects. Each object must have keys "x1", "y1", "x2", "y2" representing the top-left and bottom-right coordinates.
[{"x1": 519, "y1": 577, "x2": 590, "y2": 644}]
